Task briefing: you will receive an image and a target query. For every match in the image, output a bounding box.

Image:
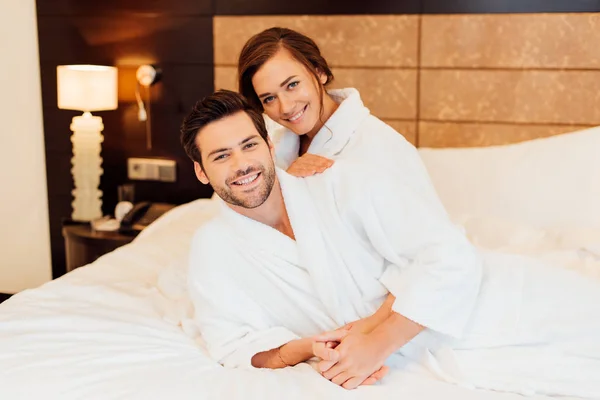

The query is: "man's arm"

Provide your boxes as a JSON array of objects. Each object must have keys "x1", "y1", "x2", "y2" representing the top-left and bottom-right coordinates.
[{"x1": 251, "y1": 337, "x2": 318, "y2": 368}]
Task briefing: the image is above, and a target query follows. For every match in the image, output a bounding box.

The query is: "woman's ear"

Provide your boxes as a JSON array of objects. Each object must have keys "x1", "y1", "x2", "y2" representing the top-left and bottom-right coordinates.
[
  {"x1": 316, "y1": 68, "x2": 328, "y2": 85},
  {"x1": 194, "y1": 161, "x2": 209, "y2": 184}
]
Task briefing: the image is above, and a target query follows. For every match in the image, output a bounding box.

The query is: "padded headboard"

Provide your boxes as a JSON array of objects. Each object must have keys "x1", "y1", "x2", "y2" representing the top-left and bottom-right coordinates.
[{"x1": 213, "y1": 14, "x2": 600, "y2": 148}]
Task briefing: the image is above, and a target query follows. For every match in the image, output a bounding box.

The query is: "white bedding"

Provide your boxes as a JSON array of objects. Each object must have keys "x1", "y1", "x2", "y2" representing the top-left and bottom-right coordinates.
[
  {"x1": 2, "y1": 127, "x2": 599, "y2": 399},
  {"x1": 0, "y1": 197, "x2": 598, "y2": 399}
]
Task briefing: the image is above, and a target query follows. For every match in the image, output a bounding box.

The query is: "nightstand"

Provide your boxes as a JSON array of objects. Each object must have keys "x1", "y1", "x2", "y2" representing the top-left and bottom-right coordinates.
[{"x1": 62, "y1": 224, "x2": 138, "y2": 272}]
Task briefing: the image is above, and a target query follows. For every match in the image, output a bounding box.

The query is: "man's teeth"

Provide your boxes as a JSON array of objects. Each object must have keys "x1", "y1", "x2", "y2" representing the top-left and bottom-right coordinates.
[
  {"x1": 234, "y1": 174, "x2": 259, "y2": 185},
  {"x1": 288, "y1": 107, "x2": 305, "y2": 122}
]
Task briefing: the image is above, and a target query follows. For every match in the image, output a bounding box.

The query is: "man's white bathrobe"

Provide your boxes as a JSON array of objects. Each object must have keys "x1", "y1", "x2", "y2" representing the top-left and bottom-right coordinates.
[{"x1": 188, "y1": 89, "x2": 600, "y2": 398}]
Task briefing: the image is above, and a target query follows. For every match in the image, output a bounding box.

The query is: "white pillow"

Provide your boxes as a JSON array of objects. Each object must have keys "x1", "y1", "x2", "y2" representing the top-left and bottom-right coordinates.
[{"x1": 419, "y1": 126, "x2": 600, "y2": 230}]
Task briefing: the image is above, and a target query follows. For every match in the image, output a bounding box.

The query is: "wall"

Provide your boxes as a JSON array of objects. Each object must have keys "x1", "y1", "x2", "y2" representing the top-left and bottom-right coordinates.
[
  {"x1": 35, "y1": 0, "x2": 600, "y2": 279},
  {"x1": 214, "y1": 13, "x2": 600, "y2": 148},
  {"x1": 36, "y1": 0, "x2": 215, "y2": 278},
  {"x1": 0, "y1": 0, "x2": 52, "y2": 293}
]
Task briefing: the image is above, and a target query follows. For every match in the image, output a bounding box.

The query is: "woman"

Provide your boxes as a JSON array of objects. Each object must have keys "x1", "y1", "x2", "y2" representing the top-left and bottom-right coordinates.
[
  {"x1": 235, "y1": 27, "x2": 600, "y2": 397},
  {"x1": 237, "y1": 28, "x2": 439, "y2": 205}
]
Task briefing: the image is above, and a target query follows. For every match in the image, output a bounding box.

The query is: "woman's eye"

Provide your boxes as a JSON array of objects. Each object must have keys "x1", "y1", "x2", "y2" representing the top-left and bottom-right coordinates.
[
  {"x1": 263, "y1": 96, "x2": 275, "y2": 104},
  {"x1": 288, "y1": 81, "x2": 299, "y2": 89}
]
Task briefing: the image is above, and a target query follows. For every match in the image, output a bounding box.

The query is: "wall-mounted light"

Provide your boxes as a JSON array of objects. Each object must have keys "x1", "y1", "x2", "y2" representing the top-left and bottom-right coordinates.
[{"x1": 135, "y1": 64, "x2": 161, "y2": 149}]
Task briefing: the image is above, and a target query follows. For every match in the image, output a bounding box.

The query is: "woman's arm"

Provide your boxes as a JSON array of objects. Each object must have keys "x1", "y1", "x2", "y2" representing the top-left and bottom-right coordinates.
[{"x1": 343, "y1": 294, "x2": 395, "y2": 334}]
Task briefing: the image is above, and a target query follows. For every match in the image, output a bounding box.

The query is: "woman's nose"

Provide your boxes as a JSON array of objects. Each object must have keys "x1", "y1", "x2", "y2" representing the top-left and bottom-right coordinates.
[{"x1": 279, "y1": 94, "x2": 294, "y2": 116}]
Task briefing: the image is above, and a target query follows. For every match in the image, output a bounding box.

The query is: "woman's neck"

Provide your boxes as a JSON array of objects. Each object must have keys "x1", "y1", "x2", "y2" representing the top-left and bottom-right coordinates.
[{"x1": 299, "y1": 91, "x2": 339, "y2": 156}]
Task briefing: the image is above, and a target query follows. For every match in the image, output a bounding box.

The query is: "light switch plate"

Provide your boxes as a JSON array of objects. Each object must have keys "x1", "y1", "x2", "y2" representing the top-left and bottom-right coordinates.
[{"x1": 127, "y1": 158, "x2": 176, "y2": 182}]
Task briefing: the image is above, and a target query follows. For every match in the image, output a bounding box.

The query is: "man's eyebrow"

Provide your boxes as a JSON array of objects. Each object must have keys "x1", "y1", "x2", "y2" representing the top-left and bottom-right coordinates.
[
  {"x1": 206, "y1": 135, "x2": 259, "y2": 158},
  {"x1": 239, "y1": 135, "x2": 259, "y2": 145},
  {"x1": 207, "y1": 146, "x2": 229, "y2": 158},
  {"x1": 257, "y1": 75, "x2": 298, "y2": 98}
]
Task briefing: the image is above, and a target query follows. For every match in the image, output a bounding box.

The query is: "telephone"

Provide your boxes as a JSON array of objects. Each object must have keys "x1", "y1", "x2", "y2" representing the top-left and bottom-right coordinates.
[{"x1": 119, "y1": 202, "x2": 176, "y2": 233}]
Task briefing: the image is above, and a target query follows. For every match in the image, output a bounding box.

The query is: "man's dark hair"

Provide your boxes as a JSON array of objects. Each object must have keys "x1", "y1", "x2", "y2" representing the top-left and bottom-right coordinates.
[{"x1": 180, "y1": 89, "x2": 269, "y2": 167}]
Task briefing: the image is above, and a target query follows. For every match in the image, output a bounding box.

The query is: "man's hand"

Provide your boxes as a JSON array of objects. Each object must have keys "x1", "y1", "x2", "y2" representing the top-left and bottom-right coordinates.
[
  {"x1": 286, "y1": 154, "x2": 334, "y2": 177},
  {"x1": 311, "y1": 329, "x2": 347, "y2": 364}
]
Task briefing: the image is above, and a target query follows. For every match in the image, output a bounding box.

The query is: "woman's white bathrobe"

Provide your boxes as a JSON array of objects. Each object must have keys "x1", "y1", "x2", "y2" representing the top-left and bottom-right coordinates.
[{"x1": 188, "y1": 88, "x2": 600, "y2": 398}]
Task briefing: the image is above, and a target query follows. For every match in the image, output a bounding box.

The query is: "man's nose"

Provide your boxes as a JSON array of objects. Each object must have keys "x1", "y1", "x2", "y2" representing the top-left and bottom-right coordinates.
[{"x1": 230, "y1": 152, "x2": 251, "y2": 173}]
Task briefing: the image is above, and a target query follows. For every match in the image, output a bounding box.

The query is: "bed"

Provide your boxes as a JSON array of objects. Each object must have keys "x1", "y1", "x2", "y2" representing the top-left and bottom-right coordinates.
[{"x1": 1, "y1": 126, "x2": 599, "y2": 399}]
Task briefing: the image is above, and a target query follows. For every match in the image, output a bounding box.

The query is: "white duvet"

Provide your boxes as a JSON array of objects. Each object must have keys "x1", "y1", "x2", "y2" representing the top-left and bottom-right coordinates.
[{"x1": 1, "y1": 196, "x2": 599, "y2": 400}]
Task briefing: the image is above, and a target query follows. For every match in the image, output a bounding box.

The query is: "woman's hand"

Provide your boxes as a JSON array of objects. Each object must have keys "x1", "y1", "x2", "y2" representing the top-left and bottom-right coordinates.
[
  {"x1": 318, "y1": 331, "x2": 389, "y2": 390},
  {"x1": 286, "y1": 154, "x2": 334, "y2": 177},
  {"x1": 312, "y1": 330, "x2": 390, "y2": 388}
]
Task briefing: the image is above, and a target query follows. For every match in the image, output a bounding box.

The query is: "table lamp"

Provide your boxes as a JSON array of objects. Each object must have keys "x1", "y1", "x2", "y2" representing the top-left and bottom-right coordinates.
[{"x1": 57, "y1": 65, "x2": 118, "y2": 222}]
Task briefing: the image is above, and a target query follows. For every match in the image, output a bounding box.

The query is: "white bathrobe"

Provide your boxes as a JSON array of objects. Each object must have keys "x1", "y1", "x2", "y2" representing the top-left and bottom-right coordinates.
[{"x1": 189, "y1": 89, "x2": 600, "y2": 398}]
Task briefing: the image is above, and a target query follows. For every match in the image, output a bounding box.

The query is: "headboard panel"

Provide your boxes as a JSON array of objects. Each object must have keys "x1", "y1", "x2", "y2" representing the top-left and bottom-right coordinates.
[{"x1": 213, "y1": 13, "x2": 600, "y2": 147}]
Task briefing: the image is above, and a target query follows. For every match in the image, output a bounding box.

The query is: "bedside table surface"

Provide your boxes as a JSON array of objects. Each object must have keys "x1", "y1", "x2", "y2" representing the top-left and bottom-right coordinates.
[
  {"x1": 62, "y1": 224, "x2": 138, "y2": 273},
  {"x1": 62, "y1": 224, "x2": 136, "y2": 243}
]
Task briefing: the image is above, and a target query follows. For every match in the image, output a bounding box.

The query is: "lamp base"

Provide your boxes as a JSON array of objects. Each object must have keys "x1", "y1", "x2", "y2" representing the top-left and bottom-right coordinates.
[{"x1": 70, "y1": 112, "x2": 104, "y2": 222}]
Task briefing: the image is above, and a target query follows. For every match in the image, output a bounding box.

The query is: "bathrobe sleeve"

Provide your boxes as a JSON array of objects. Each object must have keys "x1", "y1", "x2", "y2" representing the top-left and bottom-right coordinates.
[
  {"x1": 356, "y1": 172, "x2": 482, "y2": 339},
  {"x1": 187, "y1": 225, "x2": 300, "y2": 369}
]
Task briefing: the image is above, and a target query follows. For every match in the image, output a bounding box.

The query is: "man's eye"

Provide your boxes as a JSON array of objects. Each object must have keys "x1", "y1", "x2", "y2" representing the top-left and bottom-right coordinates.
[
  {"x1": 263, "y1": 96, "x2": 275, "y2": 104},
  {"x1": 244, "y1": 142, "x2": 257, "y2": 149},
  {"x1": 214, "y1": 154, "x2": 227, "y2": 161}
]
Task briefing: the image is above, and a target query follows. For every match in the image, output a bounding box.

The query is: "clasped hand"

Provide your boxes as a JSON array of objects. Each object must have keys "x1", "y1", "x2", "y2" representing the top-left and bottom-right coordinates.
[{"x1": 311, "y1": 321, "x2": 390, "y2": 389}]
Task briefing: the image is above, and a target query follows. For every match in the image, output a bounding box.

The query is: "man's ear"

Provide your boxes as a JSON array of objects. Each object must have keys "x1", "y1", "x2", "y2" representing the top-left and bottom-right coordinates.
[
  {"x1": 194, "y1": 161, "x2": 209, "y2": 184},
  {"x1": 267, "y1": 136, "x2": 275, "y2": 153}
]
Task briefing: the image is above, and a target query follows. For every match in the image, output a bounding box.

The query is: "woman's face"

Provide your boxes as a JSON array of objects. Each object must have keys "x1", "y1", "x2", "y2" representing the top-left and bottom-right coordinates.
[{"x1": 251, "y1": 48, "x2": 327, "y2": 136}]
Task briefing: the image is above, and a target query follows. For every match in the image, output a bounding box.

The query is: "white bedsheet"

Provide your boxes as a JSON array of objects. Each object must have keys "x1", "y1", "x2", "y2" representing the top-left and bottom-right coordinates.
[{"x1": 1, "y1": 198, "x2": 598, "y2": 399}]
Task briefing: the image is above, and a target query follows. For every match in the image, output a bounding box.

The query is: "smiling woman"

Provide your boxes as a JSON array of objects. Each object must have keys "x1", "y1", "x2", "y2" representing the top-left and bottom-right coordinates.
[{"x1": 238, "y1": 27, "x2": 339, "y2": 156}]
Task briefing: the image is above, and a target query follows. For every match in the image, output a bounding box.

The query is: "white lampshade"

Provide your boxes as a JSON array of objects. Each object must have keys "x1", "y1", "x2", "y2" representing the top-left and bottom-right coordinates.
[{"x1": 57, "y1": 65, "x2": 118, "y2": 112}]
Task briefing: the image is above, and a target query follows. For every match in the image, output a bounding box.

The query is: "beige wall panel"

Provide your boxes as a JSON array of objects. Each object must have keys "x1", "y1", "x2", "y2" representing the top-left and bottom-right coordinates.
[
  {"x1": 419, "y1": 121, "x2": 593, "y2": 147},
  {"x1": 214, "y1": 66, "x2": 237, "y2": 91},
  {"x1": 214, "y1": 15, "x2": 418, "y2": 67},
  {"x1": 382, "y1": 119, "x2": 417, "y2": 145},
  {"x1": 331, "y1": 68, "x2": 417, "y2": 120},
  {"x1": 420, "y1": 70, "x2": 600, "y2": 124},
  {"x1": 422, "y1": 14, "x2": 600, "y2": 68}
]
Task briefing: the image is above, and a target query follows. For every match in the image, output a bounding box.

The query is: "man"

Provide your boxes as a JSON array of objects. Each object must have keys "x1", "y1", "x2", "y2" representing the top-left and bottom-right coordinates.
[{"x1": 180, "y1": 90, "x2": 600, "y2": 396}]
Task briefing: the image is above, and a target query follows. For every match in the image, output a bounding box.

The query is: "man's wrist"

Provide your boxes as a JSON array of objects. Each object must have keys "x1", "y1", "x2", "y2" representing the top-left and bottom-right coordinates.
[
  {"x1": 279, "y1": 338, "x2": 314, "y2": 366},
  {"x1": 277, "y1": 345, "x2": 290, "y2": 366}
]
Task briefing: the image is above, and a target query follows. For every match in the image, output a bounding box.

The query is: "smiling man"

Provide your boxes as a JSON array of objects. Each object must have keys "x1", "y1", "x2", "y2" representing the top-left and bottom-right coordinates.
[{"x1": 181, "y1": 90, "x2": 600, "y2": 397}]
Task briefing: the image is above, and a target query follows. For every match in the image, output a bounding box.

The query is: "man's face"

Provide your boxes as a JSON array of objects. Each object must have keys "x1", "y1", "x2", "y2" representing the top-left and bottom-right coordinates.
[{"x1": 194, "y1": 111, "x2": 276, "y2": 209}]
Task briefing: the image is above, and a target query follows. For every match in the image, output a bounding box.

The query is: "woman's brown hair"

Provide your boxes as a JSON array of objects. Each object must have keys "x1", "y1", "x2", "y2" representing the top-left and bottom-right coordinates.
[{"x1": 237, "y1": 27, "x2": 334, "y2": 113}]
